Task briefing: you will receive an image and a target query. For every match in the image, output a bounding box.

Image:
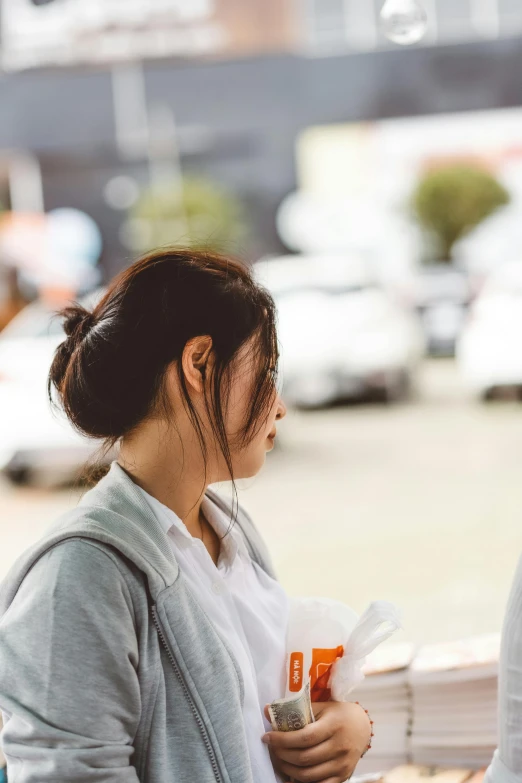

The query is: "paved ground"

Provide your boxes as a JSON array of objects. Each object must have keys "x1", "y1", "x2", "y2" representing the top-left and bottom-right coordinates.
[{"x1": 2, "y1": 360, "x2": 522, "y2": 645}]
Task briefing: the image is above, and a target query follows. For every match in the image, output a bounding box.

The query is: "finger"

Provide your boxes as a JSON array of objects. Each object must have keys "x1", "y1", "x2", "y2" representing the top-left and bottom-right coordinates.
[
  {"x1": 264, "y1": 704, "x2": 271, "y2": 723},
  {"x1": 269, "y1": 738, "x2": 338, "y2": 768},
  {"x1": 317, "y1": 779, "x2": 346, "y2": 783},
  {"x1": 262, "y1": 721, "x2": 332, "y2": 750},
  {"x1": 318, "y1": 775, "x2": 356, "y2": 783},
  {"x1": 277, "y1": 758, "x2": 342, "y2": 783}
]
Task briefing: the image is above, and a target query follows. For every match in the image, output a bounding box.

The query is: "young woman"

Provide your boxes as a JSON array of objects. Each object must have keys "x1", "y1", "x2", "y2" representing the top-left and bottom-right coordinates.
[{"x1": 0, "y1": 249, "x2": 371, "y2": 783}]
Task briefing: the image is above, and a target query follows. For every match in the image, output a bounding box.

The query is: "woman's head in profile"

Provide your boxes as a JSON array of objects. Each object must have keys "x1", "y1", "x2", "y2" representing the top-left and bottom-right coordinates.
[{"x1": 48, "y1": 248, "x2": 286, "y2": 486}]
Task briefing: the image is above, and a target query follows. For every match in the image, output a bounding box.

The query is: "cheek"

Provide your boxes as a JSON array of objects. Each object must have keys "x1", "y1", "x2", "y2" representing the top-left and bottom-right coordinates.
[
  {"x1": 226, "y1": 365, "x2": 275, "y2": 441},
  {"x1": 226, "y1": 396, "x2": 277, "y2": 479},
  {"x1": 227, "y1": 411, "x2": 270, "y2": 455},
  {"x1": 226, "y1": 383, "x2": 251, "y2": 440}
]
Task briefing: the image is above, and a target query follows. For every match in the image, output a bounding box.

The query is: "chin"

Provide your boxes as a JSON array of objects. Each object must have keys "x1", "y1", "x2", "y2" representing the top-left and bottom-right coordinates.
[{"x1": 233, "y1": 453, "x2": 267, "y2": 481}]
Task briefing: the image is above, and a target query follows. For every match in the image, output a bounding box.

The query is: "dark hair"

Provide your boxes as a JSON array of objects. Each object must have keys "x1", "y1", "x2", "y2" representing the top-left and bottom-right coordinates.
[{"x1": 48, "y1": 248, "x2": 279, "y2": 488}]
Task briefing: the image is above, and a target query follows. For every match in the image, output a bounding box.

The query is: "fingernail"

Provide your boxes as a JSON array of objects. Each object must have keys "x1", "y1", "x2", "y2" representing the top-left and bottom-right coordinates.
[{"x1": 262, "y1": 733, "x2": 271, "y2": 744}]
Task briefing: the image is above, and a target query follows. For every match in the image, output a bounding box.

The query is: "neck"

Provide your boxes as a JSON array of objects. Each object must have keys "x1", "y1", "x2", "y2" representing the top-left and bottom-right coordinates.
[{"x1": 118, "y1": 425, "x2": 209, "y2": 538}]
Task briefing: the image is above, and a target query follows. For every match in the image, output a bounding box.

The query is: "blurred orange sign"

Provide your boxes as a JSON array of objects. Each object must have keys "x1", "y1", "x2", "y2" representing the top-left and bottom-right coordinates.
[{"x1": 0, "y1": 211, "x2": 47, "y2": 273}]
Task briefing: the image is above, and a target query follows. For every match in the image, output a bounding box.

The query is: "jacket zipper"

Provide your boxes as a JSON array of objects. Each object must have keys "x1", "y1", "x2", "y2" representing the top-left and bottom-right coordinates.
[
  {"x1": 150, "y1": 604, "x2": 223, "y2": 783},
  {"x1": 10, "y1": 535, "x2": 226, "y2": 782}
]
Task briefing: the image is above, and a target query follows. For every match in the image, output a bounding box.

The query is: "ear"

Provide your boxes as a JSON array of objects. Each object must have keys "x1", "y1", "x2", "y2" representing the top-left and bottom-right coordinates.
[{"x1": 182, "y1": 335, "x2": 213, "y2": 393}]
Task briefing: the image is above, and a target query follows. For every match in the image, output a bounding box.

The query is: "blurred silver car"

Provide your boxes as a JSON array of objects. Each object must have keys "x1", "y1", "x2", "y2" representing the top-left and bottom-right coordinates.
[
  {"x1": 255, "y1": 255, "x2": 424, "y2": 408},
  {"x1": 0, "y1": 295, "x2": 105, "y2": 485}
]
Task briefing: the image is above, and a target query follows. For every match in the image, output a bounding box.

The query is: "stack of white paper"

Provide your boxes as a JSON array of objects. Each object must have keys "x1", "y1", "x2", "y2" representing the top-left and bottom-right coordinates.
[
  {"x1": 351, "y1": 643, "x2": 415, "y2": 774},
  {"x1": 384, "y1": 765, "x2": 484, "y2": 783},
  {"x1": 409, "y1": 635, "x2": 499, "y2": 769}
]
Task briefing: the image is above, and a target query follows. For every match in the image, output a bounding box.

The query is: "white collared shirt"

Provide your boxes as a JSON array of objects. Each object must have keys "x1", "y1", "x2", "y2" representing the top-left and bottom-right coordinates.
[{"x1": 138, "y1": 488, "x2": 289, "y2": 783}]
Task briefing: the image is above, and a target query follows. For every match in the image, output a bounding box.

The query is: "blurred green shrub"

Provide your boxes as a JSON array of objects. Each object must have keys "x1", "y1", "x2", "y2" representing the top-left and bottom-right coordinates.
[
  {"x1": 128, "y1": 176, "x2": 246, "y2": 253},
  {"x1": 412, "y1": 164, "x2": 510, "y2": 262}
]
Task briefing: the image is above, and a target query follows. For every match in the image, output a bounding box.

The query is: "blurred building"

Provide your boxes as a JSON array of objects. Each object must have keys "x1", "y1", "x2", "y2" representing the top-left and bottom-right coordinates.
[
  {"x1": 0, "y1": 0, "x2": 298, "y2": 70},
  {"x1": 1, "y1": 0, "x2": 522, "y2": 276},
  {"x1": 302, "y1": 0, "x2": 522, "y2": 53}
]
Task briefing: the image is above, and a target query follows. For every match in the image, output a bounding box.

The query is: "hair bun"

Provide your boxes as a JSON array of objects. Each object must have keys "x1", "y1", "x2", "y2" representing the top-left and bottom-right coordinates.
[{"x1": 62, "y1": 306, "x2": 96, "y2": 339}]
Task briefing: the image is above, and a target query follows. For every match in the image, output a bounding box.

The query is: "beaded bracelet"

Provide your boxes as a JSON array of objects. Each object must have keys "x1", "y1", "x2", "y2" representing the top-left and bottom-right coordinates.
[{"x1": 354, "y1": 701, "x2": 374, "y2": 757}]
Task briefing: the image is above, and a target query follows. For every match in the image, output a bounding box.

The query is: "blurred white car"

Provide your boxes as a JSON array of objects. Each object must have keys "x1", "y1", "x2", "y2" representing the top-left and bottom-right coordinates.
[
  {"x1": 256, "y1": 255, "x2": 424, "y2": 408},
  {"x1": 0, "y1": 296, "x2": 104, "y2": 485},
  {"x1": 457, "y1": 263, "x2": 522, "y2": 399}
]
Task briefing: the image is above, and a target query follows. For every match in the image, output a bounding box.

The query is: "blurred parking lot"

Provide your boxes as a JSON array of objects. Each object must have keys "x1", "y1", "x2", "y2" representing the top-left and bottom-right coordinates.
[{"x1": 2, "y1": 357, "x2": 521, "y2": 646}]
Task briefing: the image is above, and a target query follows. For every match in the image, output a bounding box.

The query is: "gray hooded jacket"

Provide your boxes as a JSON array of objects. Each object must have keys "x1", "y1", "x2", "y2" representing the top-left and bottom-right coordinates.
[{"x1": 0, "y1": 462, "x2": 278, "y2": 782}]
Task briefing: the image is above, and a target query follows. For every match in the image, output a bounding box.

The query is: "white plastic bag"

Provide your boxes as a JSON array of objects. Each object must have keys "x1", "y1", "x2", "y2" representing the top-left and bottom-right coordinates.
[{"x1": 284, "y1": 597, "x2": 401, "y2": 702}]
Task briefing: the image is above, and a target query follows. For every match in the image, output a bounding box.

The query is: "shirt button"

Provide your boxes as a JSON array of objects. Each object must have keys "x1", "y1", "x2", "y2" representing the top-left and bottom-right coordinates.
[{"x1": 212, "y1": 580, "x2": 225, "y2": 595}]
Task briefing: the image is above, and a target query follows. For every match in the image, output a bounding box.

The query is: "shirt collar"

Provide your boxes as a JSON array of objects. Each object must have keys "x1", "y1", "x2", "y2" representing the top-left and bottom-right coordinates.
[{"x1": 138, "y1": 487, "x2": 250, "y2": 567}]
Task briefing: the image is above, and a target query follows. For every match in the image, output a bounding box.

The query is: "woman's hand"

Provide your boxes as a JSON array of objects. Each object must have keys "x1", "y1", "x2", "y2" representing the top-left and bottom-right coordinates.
[{"x1": 263, "y1": 701, "x2": 371, "y2": 783}]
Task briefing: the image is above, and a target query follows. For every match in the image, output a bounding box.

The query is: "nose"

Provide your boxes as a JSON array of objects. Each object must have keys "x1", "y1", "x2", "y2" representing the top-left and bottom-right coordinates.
[{"x1": 276, "y1": 396, "x2": 287, "y2": 421}]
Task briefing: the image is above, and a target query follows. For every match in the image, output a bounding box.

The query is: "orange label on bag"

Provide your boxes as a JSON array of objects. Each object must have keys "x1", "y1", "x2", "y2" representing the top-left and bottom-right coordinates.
[
  {"x1": 309, "y1": 646, "x2": 344, "y2": 702},
  {"x1": 289, "y1": 652, "x2": 304, "y2": 692}
]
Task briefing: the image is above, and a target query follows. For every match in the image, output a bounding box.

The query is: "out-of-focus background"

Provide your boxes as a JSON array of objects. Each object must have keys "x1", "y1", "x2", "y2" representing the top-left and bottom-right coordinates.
[
  {"x1": 1, "y1": 0, "x2": 522, "y2": 775},
  {"x1": 1, "y1": 0, "x2": 522, "y2": 638}
]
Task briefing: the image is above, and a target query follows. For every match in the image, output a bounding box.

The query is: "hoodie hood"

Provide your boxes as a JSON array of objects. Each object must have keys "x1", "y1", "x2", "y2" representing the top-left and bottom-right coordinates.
[{"x1": 0, "y1": 461, "x2": 276, "y2": 621}]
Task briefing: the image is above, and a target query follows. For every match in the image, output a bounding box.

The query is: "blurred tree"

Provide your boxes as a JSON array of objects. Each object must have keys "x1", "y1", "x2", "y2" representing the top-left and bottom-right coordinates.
[
  {"x1": 128, "y1": 176, "x2": 247, "y2": 254},
  {"x1": 412, "y1": 164, "x2": 510, "y2": 263}
]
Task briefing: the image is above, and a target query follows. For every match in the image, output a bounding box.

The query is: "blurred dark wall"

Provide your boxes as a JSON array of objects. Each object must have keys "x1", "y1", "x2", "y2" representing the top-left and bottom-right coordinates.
[{"x1": 1, "y1": 36, "x2": 522, "y2": 277}]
